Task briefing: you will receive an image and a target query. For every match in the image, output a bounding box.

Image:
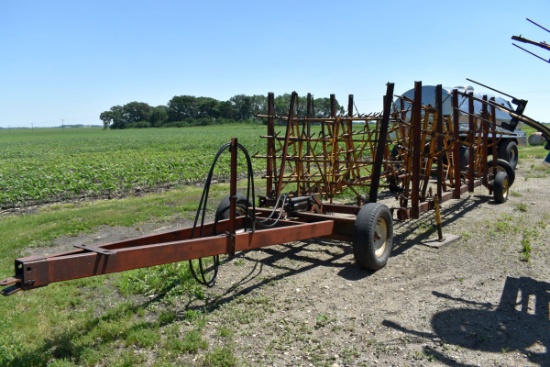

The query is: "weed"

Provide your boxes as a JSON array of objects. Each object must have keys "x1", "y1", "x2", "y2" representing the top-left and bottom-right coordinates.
[
  {"x1": 298, "y1": 322, "x2": 313, "y2": 335},
  {"x1": 416, "y1": 221, "x2": 432, "y2": 235},
  {"x1": 47, "y1": 359, "x2": 77, "y2": 367},
  {"x1": 158, "y1": 310, "x2": 177, "y2": 325},
  {"x1": 202, "y1": 346, "x2": 239, "y2": 366},
  {"x1": 515, "y1": 202, "x2": 528, "y2": 212},
  {"x1": 233, "y1": 258, "x2": 245, "y2": 267},
  {"x1": 119, "y1": 261, "x2": 206, "y2": 303},
  {"x1": 341, "y1": 346, "x2": 361, "y2": 363},
  {"x1": 217, "y1": 326, "x2": 234, "y2": 338},
  {"x1": 488, "y1": 213, "x2": 521, "y2": 236},
  {"x1": 181, "y1": 330, "x2": 208, "y2": 353},
  {"x1": 413, "y1": 350, "x2": 436, "y2": 362},
  {"x1": 114, "y1": 349, "x2": 147, "y2": 366},
  {"x1": 366, "y1": 338, "x2": 389, "y2": 355},
  {"x1": 315, "y1": 314, "x2": 329, "y2": 329},
  {"x1": 184, "y1": 309, "x2": 207, "y2": 330},
  {"x1": 79, "y1": 347, "x2": 102, "y2": 366},
  {"x1": 164, "y1": 328, "x2": 207, "y2": 354},
  {"x1": 495, "y1": 220, "x2": 510, "y2": 233},
  {"x1": 520, "y1": 230, "x2": 532, "y2": 262},
  {"x1": 124, "y1": 323, "x2": 160, "y2": 348}
]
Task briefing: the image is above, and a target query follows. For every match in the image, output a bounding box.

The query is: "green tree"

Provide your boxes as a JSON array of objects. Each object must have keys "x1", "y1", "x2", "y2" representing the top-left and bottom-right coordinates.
[
  {"x1": 99, "y1": 111, "x2": 114, "y2": 130},
  {"x1": 250, "y1": 94, "x2": 267, "y2": 120},
  {"x1": 122, "y1": 102, "x2": 153, "y2": 126},
  {"x1": 313, "y1": 97, "x2": 334, "y2": 117},
  {"x1": 218, "y1": 100, "x2": 234, "y2": 119},
  {"x1": 230, "y1": 94, "x2": 253, "y2": 120},
  {"x1": 168, "y1": 95, "x2": 197, "y2": 122},
  {"x1": 196, "y1": 97, "x2": 220, "y2": 119},
  {"x1": 150, "y1": 105, "x2": 169, "y2": 127},
  {"x1": 100, "y1": 105, "x2": 124, "y2": 129},
  {"x1": 274, "y1": 94, "x2": 292, "y2": 117},
  {"x1": 99, "y1": 92, "x2": 342, "y2": 129},
  {"x1": 272, "y1": 94, "x2": 341, "y2": 119}
]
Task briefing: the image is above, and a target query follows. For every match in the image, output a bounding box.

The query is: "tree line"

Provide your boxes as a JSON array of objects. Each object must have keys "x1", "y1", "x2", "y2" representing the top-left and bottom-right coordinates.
[{"x1": 99, "y1": 94, "x2": 343, "y2": 129}]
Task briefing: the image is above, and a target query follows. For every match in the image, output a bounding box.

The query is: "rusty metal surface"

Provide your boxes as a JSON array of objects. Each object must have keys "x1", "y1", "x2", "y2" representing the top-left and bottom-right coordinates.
[
  {"x1": 4, "y1": 218, "x2": 335, "y2": 293},
  {"x1": 228, "y1": 137, "x2": 238, "y2": 255},
  {"x1": 257, "y1": 88, "x2": 399, "y2": 203}
]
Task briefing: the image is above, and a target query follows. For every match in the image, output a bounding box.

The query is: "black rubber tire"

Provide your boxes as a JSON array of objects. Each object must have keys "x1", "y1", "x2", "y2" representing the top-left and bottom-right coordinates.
[
  {"x1": 459, "y1": 145, "x2": 470, "y2": 169},
  {"x1": 215, "y1": 193, "x2": 252, "y2": 221},
  {"x1": 493, "y1": 171, "x2": 509, "y2": 203},
  {"x1": 441, "y1": 145, "x2": 469, "y2": 169},
  {"x1": 497, "y1": 140, "x2": 518, "y2": 169},
  {"x1": 390, "y1": 144, "x2": 404, "y2": 169},
  {"x1": 487, "y1": 158, "x2": 515, "y2": 187},
  {"x1": 388, "y1": 145, "x2": 403, "y2": 193},
  {"x1": 353, "y1": 203, "x2": 393, "y2": 271},
  {"x1": 388, "y1": 177, "x2": 403, "y2": 193}
]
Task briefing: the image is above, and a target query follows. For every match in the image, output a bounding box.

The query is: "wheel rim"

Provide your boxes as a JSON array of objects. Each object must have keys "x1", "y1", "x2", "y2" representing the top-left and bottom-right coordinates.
[
  {"x1": 494, "y1": 166, "x2": 508, "y2": 183},
  {"x1": 503, "y1": 177, "x2": 509, "y2": 198},
  {"x1": 374, "y1": 217, "x2": 388, "y2": 257},
  {"x1": 510, "y1": 150, "x2": 516, "y2": 164}
]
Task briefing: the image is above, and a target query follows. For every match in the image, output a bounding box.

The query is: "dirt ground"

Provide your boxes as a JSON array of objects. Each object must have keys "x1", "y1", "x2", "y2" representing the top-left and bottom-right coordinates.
[
  {"x1": 205, "y1": 157, "x2": 549, "y2": 367},
  {"x1": 48, "y1": 156, "x2": 550, "y2": 367}
]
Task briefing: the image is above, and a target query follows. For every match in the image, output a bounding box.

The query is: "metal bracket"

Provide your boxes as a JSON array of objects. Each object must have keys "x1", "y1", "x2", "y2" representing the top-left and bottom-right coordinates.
[{"x1": 74, "y1": 244, "x2": 116, "y2": 256}]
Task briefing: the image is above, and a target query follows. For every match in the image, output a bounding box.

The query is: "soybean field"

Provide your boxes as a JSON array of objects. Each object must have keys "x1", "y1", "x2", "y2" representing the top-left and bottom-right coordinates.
[{"x1": 0, "y1": 125, "x2": 266, "y2": 209}]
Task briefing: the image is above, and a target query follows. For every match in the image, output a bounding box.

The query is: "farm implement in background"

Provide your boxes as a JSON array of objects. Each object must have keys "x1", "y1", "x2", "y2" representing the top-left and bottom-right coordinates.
[
  {"x1": 2, "y1": 81, "x2": 548, "y2": 296},
  {"x1": 511, "y1": 17, "x2": 550, "y2": 167},
  {"x1": 512, "y1": 18, "x2": 550, "y2": 64}
]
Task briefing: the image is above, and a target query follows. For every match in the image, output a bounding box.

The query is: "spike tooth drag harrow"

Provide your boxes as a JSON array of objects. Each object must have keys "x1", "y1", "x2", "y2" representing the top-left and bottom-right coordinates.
[{"x1": 4, "y1": 81, "x2": 542, "y2": 296}]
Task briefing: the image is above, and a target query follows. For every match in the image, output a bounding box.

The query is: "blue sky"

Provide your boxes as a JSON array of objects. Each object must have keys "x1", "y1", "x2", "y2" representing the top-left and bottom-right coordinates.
[{"x1": 1, "y1": 0, "x2": 549, "y2": 128}]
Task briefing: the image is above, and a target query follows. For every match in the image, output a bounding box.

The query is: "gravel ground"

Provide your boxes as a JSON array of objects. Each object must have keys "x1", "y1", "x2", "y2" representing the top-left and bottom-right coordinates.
[{"x1": 194, "y1": 157, "x2": 550, "y2": 367}]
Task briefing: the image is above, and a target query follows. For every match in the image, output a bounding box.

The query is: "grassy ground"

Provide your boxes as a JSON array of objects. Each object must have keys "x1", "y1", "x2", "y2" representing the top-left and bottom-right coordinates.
[{"x1": 0, "y1": 181, "x2": 249, "y2": 367}]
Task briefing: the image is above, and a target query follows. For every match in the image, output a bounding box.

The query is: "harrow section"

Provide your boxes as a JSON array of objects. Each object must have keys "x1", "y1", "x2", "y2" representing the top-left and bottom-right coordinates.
[
  {"x1": 255, "y1": 82, "x2": 513, "y2": 220},
  {"x1": 256, "y1": 85, "x2": 397, "y2": 204}
]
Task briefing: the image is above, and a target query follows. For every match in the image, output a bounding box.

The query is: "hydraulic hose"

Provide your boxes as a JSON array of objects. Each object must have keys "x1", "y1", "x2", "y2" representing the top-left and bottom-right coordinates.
[{"x1": 189, "y1": 141, "x2": 256, "y2": 286}]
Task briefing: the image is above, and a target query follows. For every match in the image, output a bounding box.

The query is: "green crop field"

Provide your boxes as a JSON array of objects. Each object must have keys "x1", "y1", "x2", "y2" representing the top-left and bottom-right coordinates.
[
  {"x1": 3, "y1": 124, "x2": 546, "y2": 211},
  {"x1": 0, "y1": 124, "x2": 267, "y2": 209}
]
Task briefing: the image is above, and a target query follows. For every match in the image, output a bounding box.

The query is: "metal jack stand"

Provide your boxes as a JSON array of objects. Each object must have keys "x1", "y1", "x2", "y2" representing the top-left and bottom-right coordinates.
[{"x1": 422, "y1": 195, "x2": 461, "y2": 248}]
